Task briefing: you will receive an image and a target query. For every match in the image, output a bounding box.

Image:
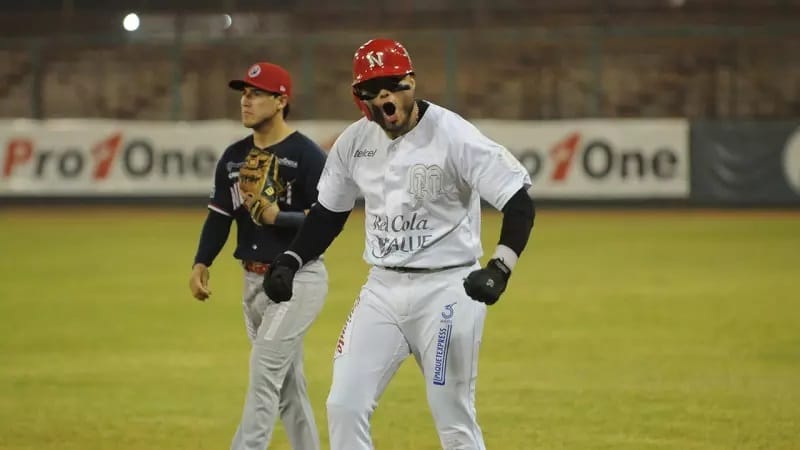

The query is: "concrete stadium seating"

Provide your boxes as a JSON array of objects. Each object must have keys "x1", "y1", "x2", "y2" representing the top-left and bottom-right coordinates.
[{"x1": 1, "y1": 27, "x2": 799, "y2": 120}]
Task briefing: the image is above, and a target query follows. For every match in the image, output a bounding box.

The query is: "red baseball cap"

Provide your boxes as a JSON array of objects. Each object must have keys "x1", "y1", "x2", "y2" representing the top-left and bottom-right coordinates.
[{"x1": 229, "y1": 62, "x2": 292, "y2": 97}]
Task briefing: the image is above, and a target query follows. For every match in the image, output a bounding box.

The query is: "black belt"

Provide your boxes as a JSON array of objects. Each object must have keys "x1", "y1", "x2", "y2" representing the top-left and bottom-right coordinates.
[{"x1": 378, "y1": 260, "x2": 476, "y2": 274}]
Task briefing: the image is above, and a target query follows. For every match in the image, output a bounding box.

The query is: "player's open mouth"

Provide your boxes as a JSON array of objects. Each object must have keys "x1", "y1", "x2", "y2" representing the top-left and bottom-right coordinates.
[{"x1": 382, "y1": 102, "x2": 398, "y2": 123}]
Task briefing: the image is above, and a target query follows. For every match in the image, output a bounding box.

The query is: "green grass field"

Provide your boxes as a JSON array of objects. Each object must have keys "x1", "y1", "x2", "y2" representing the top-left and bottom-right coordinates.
[{"x1": 1, "y1": 207, "x2": 798, "y2": 450}]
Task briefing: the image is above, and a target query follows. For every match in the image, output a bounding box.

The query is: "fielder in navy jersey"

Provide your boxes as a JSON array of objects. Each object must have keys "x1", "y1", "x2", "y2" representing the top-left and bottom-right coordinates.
[{"x1": 189, "y1": 62, "x2": 328, "y2": 450}]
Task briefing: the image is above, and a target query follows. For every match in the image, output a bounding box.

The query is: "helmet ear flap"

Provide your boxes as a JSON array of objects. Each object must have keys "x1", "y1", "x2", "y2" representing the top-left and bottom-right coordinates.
[{"x1": 352, "y1": 92, "x2": 373, "y2": 121}]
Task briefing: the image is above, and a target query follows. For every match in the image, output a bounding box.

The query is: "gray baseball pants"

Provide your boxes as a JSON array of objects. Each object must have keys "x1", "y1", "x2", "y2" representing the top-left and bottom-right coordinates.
[{"x1": 230, "y1": 259, "x2": 327, "y2": 450}]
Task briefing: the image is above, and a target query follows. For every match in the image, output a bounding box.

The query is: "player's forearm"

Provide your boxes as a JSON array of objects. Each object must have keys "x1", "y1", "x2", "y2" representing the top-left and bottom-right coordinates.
[
  {"x1": 193, "y1": 210, "x2": 233, "y2": 266},
  {"x1": 286, "y1": 203, "x2": 350, "y2": 266},
  {"x1": 495, "y1": 188, "x2": 536, "y2": 269}
]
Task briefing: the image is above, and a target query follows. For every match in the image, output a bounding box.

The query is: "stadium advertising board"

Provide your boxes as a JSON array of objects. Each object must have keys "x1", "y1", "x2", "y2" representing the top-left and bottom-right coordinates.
[
  {"x1": 0, "y1": 119, "x2": 689, "y2": 200},
  {"x1": 0, "y1": 119, "x2": 345, "y2": 196},
  {"x1": 691, "y1": 121, "x2": 800, "y2": 205},
  {"x1": 477, "y1": 119, "x2": 690, "y2": 199}
]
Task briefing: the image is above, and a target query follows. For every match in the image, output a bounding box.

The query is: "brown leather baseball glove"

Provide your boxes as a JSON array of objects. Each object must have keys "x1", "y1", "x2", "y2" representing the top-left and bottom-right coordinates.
[{"x1": 238, "y1": 147, "x2": 285, "y2": 226}]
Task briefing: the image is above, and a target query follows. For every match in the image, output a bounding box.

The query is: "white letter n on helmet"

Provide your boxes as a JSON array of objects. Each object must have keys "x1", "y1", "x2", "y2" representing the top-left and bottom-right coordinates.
[{"x1": 366, "y1": 51, "x2": 384, "y2": 69}]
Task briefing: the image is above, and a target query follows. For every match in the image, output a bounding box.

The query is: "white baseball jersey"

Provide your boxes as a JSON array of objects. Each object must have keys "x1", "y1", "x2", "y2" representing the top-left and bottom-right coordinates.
[{"x1": 317, "y1": 101, "x2": 532, "y2": 268}]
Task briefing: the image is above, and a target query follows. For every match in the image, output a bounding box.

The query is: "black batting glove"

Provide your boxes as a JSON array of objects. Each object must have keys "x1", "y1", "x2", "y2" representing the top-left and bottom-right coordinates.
[
  {"x1": 463, "y1": 258, "x2": 511, "y2": 305},
  {"x1": 263, "y1": 253, "x2": 301, "y2": 303}
]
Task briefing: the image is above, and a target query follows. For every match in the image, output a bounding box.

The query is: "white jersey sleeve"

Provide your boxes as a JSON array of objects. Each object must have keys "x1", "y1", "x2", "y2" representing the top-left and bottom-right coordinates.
[
  {"x1": 316, "y1": 123, "x2": 361, "y2": 212},
  {"x1": 457, "y1": 122, "x2": 532, "y2": 211}
]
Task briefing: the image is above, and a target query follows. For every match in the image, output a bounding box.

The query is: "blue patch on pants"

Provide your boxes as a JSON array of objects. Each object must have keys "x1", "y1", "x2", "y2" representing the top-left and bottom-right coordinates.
[{"x1": 433, "y1": 323, "x2": 452, "y2": 385}]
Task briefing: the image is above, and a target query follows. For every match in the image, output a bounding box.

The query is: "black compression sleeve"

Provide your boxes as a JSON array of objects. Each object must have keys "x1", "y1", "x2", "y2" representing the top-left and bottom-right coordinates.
[
  {"x1": 288, "y1": 203, "x2": 351, "y2": 265},
  {"x1": 499, "y1": 188, "x2": 536, "y2": 256},
  {"x1": 193, "y1": 210, "x2": 233, "y2": 266},
  {"x1": 274, "y1": 211, "x2": 307, "y2": 228}
]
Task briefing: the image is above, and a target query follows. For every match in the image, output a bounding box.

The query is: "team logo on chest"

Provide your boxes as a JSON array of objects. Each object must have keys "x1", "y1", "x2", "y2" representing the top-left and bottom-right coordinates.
[{"x1": 408, "y1": 164, "x2": 444, "y2": 200}]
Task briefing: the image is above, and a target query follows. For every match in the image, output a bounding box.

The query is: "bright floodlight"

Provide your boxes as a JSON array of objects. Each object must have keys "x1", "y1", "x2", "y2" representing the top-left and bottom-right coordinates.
[
  {"x1": 123, "y1": 13, "x2": 140, "y2": 31},
  {"x1": 223, "y1": 14, "x2": 233, "y2": 30}
]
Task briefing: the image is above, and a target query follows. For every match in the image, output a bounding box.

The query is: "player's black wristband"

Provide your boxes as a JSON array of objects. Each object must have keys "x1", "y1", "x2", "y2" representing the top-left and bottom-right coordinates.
[
  {"x1": 499, "y1": 188, "x2": 535, "y2": 256},
  {"x1": 274, "y1": 211, "x2": 306, "y2": 228},
  {"x1": 288, "y1": 203, "x2": 351, "y2": 265}
]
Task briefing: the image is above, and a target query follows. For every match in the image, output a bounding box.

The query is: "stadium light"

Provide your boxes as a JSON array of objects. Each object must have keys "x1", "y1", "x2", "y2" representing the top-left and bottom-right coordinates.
[{"x1": 123, "y1": 13, "x2": 140, "y2": 31}]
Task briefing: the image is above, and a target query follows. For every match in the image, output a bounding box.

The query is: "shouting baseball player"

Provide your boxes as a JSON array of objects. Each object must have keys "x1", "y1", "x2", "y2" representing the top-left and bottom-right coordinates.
[
  {"x1": 263, "y1": 39, "x2": 536, "y2": 449},
  {"x1": 188, "y1": 62, "x2": 328, "y2": 450}
]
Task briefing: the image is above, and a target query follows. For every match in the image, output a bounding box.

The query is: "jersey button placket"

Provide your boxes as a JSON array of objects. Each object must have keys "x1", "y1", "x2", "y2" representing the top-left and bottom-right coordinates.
[
  {"x1": 381, "y1": 142, "x2": 401, "y2": 263},
  {"x1": 383, "y1": 142, "x2": 400, "y2": 214}
]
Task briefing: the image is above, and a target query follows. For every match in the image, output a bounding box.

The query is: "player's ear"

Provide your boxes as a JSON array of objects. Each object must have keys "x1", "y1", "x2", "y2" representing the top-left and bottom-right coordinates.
[
  {"x1": 277, "y1": 94, "x2": 289, "y2": 110},
  {"x1": 275, "y1": 95, "x2": 291, "y2": 118},
  {"x1": 405, "y1": 74, "x2": 416, "y2": 91}
]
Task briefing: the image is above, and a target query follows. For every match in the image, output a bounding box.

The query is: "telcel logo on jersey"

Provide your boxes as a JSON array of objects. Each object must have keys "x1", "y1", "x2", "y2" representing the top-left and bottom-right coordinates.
[
  {"x1": 354, "y1": 148, "x2": 377, "y2": 158},
  {"x1": 433, "y1": 302, "x2": 456, "y2": 386}
]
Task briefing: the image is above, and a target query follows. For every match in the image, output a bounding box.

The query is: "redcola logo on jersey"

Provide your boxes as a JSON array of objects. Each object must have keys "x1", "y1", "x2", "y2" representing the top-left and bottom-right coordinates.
[
  {"x1": 368, "y1": 212, "x2": 433, "y2": 258},
  {"x1": 2, "y1": 133, "x2": 217, "y2": 180},
  {"x1": 371, "y1": 212, "x2": 430, "y2": 233}
]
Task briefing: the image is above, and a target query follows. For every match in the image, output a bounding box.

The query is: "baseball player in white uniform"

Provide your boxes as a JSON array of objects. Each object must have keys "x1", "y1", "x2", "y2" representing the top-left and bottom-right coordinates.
[{"x1": 261, "y1": 39, "x2": 536, "y2": 450}]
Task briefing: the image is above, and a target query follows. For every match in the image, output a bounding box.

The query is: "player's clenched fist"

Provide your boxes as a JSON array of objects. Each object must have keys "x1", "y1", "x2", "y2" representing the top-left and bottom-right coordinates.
[
  {"x1": 463, "y1": 258, "x2": 511, "y2": 305},
  {"x1": 263, "y1": 253, "x2": 300, "y2": 302},
  {"x1": 190, "y1": 263, "x2": 212, "y2": 301}
]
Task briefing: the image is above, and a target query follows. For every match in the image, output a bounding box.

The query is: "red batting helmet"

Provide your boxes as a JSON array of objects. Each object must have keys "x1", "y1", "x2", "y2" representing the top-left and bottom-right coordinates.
[
  {"x1": 352, "y1": 39, "x2": 414, "y2": 119},
  {"x1": 352, "y1": 39, "x2": 414, "y2": 86}
]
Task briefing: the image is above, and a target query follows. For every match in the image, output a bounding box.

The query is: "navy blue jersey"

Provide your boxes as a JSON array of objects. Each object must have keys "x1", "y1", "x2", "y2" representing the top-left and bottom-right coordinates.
[{"x1": 208, "y1": 131, "x2": 326, "y2": 263}]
